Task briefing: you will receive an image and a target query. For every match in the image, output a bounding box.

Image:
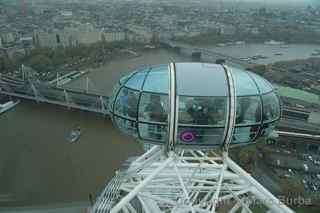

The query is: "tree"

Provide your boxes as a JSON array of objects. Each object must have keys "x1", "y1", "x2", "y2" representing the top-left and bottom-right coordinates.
[
  {"x1": 238, "y1": 146, "x2": 256, "y2": 168},
  {"x1": 30, "y1": 55, "x2": 52, "y2": 72},
  {"x1": 30, "y1": 47, "x2": 54, "y2": 58},
  {"x1": 0, "y1": 57, "x2": 17, "y2": 73},
  {"x1": 248, "y1": 64, "x2": 268, "y2": 75},
  {"x1": 239, "y1": 149, "x2": 251, "y2": 165},
  {"x1": 260, "y1": 146, "x2": 273, "y2": 160}
]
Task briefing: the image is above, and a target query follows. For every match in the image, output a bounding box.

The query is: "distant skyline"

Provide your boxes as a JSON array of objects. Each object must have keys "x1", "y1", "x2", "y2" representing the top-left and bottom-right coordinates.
[
  {"x1": 197, "y1": 0, "x2": 317, "y2": 4},
  {"x1": 5, "y1": 0, "x2": 319, "y2": 6}
]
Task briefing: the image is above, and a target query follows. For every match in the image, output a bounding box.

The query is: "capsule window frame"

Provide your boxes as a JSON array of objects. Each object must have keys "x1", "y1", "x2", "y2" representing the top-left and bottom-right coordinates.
[{"x1": 109, "y1": 66, "x2": 282, "y2": 147}]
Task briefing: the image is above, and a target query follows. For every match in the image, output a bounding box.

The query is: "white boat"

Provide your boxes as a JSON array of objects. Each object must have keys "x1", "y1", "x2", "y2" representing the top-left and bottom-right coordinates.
[
  {"x1": 264, "y1": 40, "x2": 285, "y2": 45},
  {"x1": 66, "y1": 128, "x2": 81, "y2": 143},
  {"x1": 0, "y1": 100, "x2": 20, "y2": 114},
  {"x1": 216, "y1": 43, "x2": 226, "y2": 47},
  {"x1": 235, "y1": 41, "x2": 245, "y2": 45}
]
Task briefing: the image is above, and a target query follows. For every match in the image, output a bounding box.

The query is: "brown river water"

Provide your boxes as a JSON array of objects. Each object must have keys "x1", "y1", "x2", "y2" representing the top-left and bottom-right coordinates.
[{"x1": 0, "y1": 49, "x2": 191, "y2": 207}]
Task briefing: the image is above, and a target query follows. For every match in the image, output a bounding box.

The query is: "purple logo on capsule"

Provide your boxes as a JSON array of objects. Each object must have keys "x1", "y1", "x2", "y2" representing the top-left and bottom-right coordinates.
[{"x1": 180, "y1": 131, "x2": 198, "y2": 142}]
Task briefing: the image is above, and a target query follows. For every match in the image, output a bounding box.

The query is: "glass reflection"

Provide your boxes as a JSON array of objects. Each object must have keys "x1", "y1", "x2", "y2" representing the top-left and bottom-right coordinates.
[
  {"x1": 143, "y1": 66, "x2": 169, "y2": 93},
  {"x1": 109, "y1": 83, "x2": 121, "y2": 112},
  {"x1": 115, "y1": 88, "x2": 139, "y2": 119},
  {"x1": 232, "y1": 126, "x2": 260, "y2": 144},
  {"x1": 139, "y1": 93, "x2": 168, "y2": 122},
  {"x1": 179, "y1": 96, "x2": 227, "y2": 126},
  {"x1": 249, "y1": 72, "x2": 273, "y2": 94},
  {"x1": 119, "y1": 72, "x2": 135, "y2": 85},
  {"x1": 139, "y1": 123, "x2": 167, "y2": 142},
  {"x1": 231, "y1": 68, "x2": 259, "y2": 96},
  {"x1": 263, "y1": 93, "x2": 280, "y2": 122},
  {"x1": 109, "y1": 64, "x2": 281, "y2": 148},
  {"x1": 177, "y1": 127, "x2": 224, "y2": 145},
  {"x1": 114, "y1": 116, "x2": 137, "y2": 136},
  {"x1": 125, "y1": 70, "x2": 148, "y2": 90},
  {"x1": 236, "y1": 96, "x2": 261, "y2": 126}
]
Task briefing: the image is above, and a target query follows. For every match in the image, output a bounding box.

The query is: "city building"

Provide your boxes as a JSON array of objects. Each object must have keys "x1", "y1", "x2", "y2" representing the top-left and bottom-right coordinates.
[
  {"x1": 1, "y1": 32, "x2": 15, "y2": 44},
  {"x1": 33, "y1": 30, "x2": 60, "y2": 48},
  {"x1": 20, "y1": 37, "x2": 33, "y2": 48},
  {"x1": 127, "y1": 25, "x2": 153, "y2": 43},
  {"x1": 34, "y1": 23, "x2": 104, "y2": 48},
  {"x1": 220, "y1": 24, "x2": 236, "y2": 35},
  {"x1": 102, "y1": 31, "x2": 126, "y2": 42}
]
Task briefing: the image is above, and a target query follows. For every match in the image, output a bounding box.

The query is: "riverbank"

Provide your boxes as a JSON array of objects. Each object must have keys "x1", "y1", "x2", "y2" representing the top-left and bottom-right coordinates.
[
  {"x1": 250, "y1": 57, "x2": 320, "y2": 96},
  {"x1": 200, "y1": 43, "x2": 320, "y2": 65},
  {"x1": 65, "y1": 48, "x2": 192, "y2": 95}
]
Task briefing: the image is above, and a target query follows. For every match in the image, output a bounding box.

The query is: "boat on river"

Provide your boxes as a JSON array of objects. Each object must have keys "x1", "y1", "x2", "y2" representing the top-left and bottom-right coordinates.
[
  {"x1": 66, "y1": 127, "x2": 81, "y2": 143},
  {"x1": 0, "y1": 98, "x2": 20, "y2": 114}
]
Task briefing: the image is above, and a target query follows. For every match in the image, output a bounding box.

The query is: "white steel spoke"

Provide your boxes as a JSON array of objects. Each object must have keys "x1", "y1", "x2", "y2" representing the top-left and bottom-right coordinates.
[{"x1": 91, "y1": 147, "x2": 294, "y2": 213}]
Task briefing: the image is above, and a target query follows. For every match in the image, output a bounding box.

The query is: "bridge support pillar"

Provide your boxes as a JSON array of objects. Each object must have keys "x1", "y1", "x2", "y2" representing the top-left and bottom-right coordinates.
[
  {"x1": 31, "y1": 84, "x2": 40, "y2": 103},
  {"x1": 64, "y1": 89, "x2": 71, "y2": 109},
  {"x1": 100, "y1": 96, "x2": 107, "y2": 115}
]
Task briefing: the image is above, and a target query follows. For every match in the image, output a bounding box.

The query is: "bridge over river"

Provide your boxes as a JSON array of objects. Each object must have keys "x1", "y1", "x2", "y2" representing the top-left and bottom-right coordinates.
[
  {"x1": 0, "y1": 73, "x2": 109, "y2": 115},
  {"x1": 163, "y1": 40, "x2": 255, "y2": 68}
]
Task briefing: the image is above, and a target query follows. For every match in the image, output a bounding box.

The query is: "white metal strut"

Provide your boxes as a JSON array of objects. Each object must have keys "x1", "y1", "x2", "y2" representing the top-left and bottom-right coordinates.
[{"x1": 91, "y1": 146, "x2": 294, "y2": 213}]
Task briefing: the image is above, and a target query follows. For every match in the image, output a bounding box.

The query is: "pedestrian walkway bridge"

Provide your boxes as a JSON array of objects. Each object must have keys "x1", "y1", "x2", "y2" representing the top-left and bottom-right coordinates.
[{"x1": 0, "y1": 73, "x2": 109, "y2": 115}]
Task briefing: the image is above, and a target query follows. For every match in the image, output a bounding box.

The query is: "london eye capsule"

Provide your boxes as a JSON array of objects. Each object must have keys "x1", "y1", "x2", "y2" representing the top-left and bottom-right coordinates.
[{"x1": 109, "y1": 63, "x2": 281, "y2": 150}]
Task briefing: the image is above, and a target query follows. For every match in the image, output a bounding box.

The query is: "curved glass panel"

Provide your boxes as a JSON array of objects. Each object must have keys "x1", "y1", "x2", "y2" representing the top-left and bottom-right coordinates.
[
  {"x1": 177, "y1": 127, "x2": 224, "y2": 146},
  {"x1": 138, "y1": 123, "x2": 167, "y2": 142},
  {"x1": 232, "y1": 126, "x2": 260, "y2": 144},
  {"x1": 109, "y1": 83, "x2": 121, "y2": 112},
  {"x1": 263, "y1": 93, "x2": 281, "y2": 122},
  {"x1": 178, "y1": 96, "x2": 227, "y2": 126},
  {"x1": 175, "y1": 63, "x2": 228, "y2": 96},
  {"x1": 114, "y1": 88, "x2": 139, "y2": 119},
  {"x1": 138, "y1": 93, "x2": 168, "y2": 123},
  {"x1": 230, "y1": 68, "x2": 259, "y2": 96},
  {"x1": 125, "y1": 70, "x2": 148, "y2": 90},
  {"x1": 119, "y1": 72, "x2": 135, "y2": 85},
  {"x1": 236, "y1": 96, "x2": 262, "y2": 126},
  {"x1": 248, "y1": 72, "x2": 273, "y2": 94},
  {"x1": 114, "y1": 116, "x2": 137, "y2": 137},
  {"x1": 143, "y1": 66, "x2": 168, "y2": 93}
]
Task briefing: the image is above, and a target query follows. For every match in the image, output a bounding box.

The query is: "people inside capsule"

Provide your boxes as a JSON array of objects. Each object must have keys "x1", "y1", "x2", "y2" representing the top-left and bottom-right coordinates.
[
  {"x1": 233, "y1": 97, "x2": 262, "y2": 143},
  {"x1": 143, "y1": 94, "x2": 167, "y2": 140},
  {"x1": 177, "y1": 97, "x2": 227, "y2": 144},
  {"x1": 119, "y1": 88, "x2": 129, "y2": 116},
  {"x1": 186, "y1": 98, "x2": 209, "y2": 125},
  {"x1": 263, "y1": 93, "x2": 280, "y2": 121}
]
